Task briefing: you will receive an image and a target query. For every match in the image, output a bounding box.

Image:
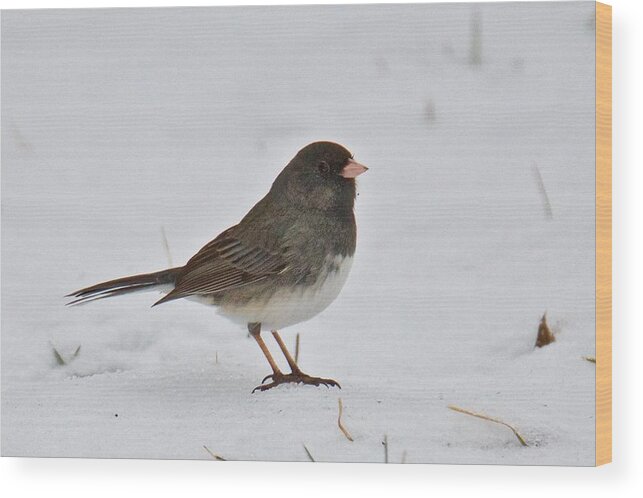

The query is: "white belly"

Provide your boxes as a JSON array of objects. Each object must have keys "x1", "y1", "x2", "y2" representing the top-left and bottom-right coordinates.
[{"x1": 217, "y1": 255, "x2": 353, "y2": 330}]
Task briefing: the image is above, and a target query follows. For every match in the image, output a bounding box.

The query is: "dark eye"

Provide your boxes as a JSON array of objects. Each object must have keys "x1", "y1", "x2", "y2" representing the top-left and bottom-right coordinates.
[{"x1": 317, "y1": 161, "x2": 330, "y2": 174}]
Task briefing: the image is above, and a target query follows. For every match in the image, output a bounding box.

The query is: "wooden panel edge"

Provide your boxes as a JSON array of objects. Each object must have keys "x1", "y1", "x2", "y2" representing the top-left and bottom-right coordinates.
[{"x1": 595, "y1": 1, "x2": 612, "y2": 467}]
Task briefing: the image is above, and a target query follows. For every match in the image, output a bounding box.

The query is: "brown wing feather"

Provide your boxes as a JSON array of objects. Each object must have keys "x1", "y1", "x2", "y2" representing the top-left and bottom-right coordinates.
[{"x1": 153, "y1": 227, "x2": 289, "y2": 306}]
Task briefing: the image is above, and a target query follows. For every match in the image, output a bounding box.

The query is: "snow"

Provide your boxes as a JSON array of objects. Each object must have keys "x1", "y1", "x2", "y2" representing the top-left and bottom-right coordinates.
[{"x1": 1, "y1": 2, "x2": 596, "y2": 464}]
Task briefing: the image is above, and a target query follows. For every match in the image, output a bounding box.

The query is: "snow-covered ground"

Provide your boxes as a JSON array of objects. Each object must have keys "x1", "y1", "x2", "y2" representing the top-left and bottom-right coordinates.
[{"x1": 2, "y1": 2, "x2": 596, "y2": 464}]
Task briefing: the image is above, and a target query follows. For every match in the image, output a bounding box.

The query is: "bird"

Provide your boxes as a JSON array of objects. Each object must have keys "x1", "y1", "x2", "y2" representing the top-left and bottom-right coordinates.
[{"x1": 67, "y1": 141, "x2": 368, "y2": 392}]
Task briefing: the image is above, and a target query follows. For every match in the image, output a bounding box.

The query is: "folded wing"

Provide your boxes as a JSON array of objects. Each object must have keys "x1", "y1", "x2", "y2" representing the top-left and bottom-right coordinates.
[{"x1": 153, "y1": 227, "x2": 289, "y2": 306}]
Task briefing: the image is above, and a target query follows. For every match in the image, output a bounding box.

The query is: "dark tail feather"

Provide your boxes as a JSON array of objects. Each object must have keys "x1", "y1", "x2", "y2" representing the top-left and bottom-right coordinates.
[{"x1": 66, "y1": 267, "x2": 182, "y2": 306}]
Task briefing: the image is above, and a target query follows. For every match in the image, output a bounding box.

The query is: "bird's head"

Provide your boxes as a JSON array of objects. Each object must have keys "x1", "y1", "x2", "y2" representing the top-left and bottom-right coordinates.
[{"x1": 271, "y1": 141, "x2": 368, "y2": 212}]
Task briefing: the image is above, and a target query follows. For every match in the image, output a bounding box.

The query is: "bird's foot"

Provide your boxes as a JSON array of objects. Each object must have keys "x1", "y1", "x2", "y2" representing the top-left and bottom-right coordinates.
[{"x1": 253, "y1": 371, "x2": 341, "y2": 393}]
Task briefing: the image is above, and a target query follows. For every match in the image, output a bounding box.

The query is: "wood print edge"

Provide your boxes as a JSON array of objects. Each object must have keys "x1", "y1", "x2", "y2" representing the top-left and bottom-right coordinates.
[{"x1": 595, "y1": 1, "x2": 612, "y2": 467}]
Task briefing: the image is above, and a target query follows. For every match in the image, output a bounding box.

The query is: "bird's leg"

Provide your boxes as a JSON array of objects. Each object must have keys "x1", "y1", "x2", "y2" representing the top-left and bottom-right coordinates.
[
  {"x1": 270, "y1": 330, "x2": 300, "y2": 372},
  {"x1": 248, "y1": 323, "x2": 285, "y2": 392},
  {"x1": 252, "y1": 330, "x2": 340, "y2": 392}
]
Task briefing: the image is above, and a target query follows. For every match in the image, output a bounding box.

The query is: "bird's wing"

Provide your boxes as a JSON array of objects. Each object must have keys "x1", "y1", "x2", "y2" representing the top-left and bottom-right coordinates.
[{"x1": 153, "y1": 227, "x2": 290, "y2": 306}]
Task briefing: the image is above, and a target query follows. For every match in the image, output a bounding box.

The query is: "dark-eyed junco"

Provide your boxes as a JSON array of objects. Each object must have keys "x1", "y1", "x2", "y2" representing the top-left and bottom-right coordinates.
[{"x1": 68, "y1": 142, "x2": 368, "y2": 392}]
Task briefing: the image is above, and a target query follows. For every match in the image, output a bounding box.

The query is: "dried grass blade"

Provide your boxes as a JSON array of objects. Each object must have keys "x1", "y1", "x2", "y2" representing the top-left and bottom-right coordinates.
[
  {"x1": 448, "y1": 405, "x2": 529, "y2": 447},
  {"x1": 337, "y1": 398, "x2": 354, "y2": 442}
]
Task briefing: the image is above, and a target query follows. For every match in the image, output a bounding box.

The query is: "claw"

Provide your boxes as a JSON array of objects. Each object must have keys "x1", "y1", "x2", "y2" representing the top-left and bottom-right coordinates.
[{"x1": 252, "y1": 371, "x2": 341, "y2": 393}]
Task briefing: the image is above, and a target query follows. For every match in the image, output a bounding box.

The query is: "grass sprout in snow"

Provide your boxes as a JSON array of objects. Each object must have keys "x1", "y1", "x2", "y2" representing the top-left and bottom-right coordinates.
[
  {"x1": 51, "y1": 344, "x2": 81, "y2": 366},
  {"x1": 535, "y1": 313, "x2": 556, "y2": 348}
]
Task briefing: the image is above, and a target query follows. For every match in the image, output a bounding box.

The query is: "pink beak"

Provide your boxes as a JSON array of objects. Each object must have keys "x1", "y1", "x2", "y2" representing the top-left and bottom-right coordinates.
[{"x1": 340, "y1": 159, "x2": 369, "y2": 178}]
